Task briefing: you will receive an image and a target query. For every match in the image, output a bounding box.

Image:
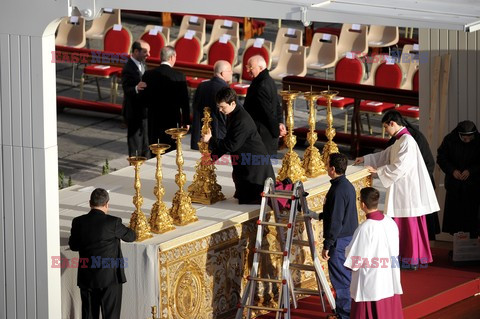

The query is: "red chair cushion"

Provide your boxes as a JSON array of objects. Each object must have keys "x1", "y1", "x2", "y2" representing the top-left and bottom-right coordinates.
[
  {"x1": 140, "y1": 32, "x2": 165, "y2": 59},
  {"x1": 241, "y1": 45, "x2": 270, "y2": 81},
  {"x1": 104, "y1": 28, "x2": 131, "y2": 54},
  {"x1": 397, "y1": 105, "x2": 419, "y2": 119},
  {"x1": 375, "y1": 63, "x2": 402, "y2": 88},
  {"x1": 84, "y1": 65, "x2": 122, "y2": 76},
  {"x1": 186, "y1": 76, "x2": 209, "y2": 89},
  {"x1": 208, "y1": 40, "x2": 236, "y2": 66},
  {"x1": 412, "y1": 69, "x2": 419, "y2": 91},
  {"x1": 175, "y1": 37, "x2": 202, "y2": 63},
  {"x1": 230, "y1": 82, "x2": 250, "y2": 96},
  {"x1": 335, "y1": 57, "x2": 363, "y2": 83},
  {"x1": 317, "y1": 96, "x2": 355, "y2": 109},
  {"x1": 360, "y1": 100, "x2": 396, "y2": 113}
]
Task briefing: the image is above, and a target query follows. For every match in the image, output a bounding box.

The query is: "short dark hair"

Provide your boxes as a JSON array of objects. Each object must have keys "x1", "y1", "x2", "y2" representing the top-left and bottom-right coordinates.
[
  {"x1": 328, "y1": 153, "x2": 348, "y2": 175},
  {"x1": 381, "y1": 110, "x2": 407, "y2": 126},
  {"x1": 216, "y1": 87, "x2": 237, "y2": 105},
  {"x1": 90, "y1": 188, "x2": 109, "y2": 207},
  {"x1": 360, "y1": 187, "x2": 380, "y2": 209},
  {"x1": 131, "y1": 41, "x2": 142, "y2": 54}
]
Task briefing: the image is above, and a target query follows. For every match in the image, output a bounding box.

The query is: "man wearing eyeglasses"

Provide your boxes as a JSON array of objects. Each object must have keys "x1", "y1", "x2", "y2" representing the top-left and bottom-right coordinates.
[{"x1": 243, "y1": 55, "x2": 286, "y2": 157}]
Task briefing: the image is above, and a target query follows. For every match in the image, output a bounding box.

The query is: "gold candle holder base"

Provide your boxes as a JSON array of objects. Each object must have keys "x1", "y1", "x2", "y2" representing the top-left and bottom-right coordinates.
[
  {"x1": 127, "y1": 156, "x2": 153, "y2": 242},
  {"x1": 149, "y1": 143, "x2": 175, "y2": 234},
  {"x1": 188, "y1": 107, "x2": 225, "y2": 205},
  {"x1": 320, "y1": 89, "x2": 340, "y2": 164},
  {"x1": 166, "y1": 128, "x2": 198, "y2": 226},
  {"x1": 302, "y1": 91, "x2": 326, "y2": 178},
  {"x1": 277, "y1": 90, "x2": 306, "y2": 183}
]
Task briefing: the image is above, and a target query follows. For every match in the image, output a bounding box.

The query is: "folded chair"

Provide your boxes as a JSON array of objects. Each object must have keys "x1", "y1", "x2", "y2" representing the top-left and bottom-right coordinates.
[
  {"x1": 397, "y1": 69, "x2": 420, "y2": 120},
  {"x1": 171, "y1": 15, "x2": 206, "y2": 46},
  {"x1": 306, "y1": 33, "x2": 338, "y2": 75},
  {"x1": 270, "y1": 44, "x2": 307, "y2": 81},
  {"x1": 85, "y1": 8, "x2": 121, "y2": 42},
  {"x1": 337, "y1": 23, "x2": 368, "y2": 58},
  {"x1": 368, "y1": 25, "x2": 399, "y2": 49},
  {"x1": 204, "y1": 19, "x2": 240, "y2": 52},
  {"x1": 271, "y1": 27, "x2": 303, "y2": 65}
]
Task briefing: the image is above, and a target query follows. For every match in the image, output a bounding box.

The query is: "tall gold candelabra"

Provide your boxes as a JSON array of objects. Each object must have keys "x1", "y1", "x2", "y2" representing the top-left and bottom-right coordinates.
[
  {"x1": 302, "y1": 91, "x2": 326, "y2": 177},
  {"x1": 165, "y1": 128, "x2": 198, "y2": 226},
  {"x1": 321, "y1": 89, "x2": 340, "y2": 164},
  {"x1": 188, "y1": 107, "x2": 225, "y2": 204},
  {"x1": 127, "y1": 156, "x2": 152, "y2": 241},
  {"x1": 149, "y1": 143, "x2": 175, "y2": 234},
  {"x1": 277, "y1": 90, "x2": 307, "y2": 183}
]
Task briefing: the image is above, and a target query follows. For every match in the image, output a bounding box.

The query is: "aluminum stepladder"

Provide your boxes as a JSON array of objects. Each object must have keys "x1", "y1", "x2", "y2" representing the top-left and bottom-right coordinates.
[{"x1": 235, "y1": 177, "x2": 336, "y2": 319}]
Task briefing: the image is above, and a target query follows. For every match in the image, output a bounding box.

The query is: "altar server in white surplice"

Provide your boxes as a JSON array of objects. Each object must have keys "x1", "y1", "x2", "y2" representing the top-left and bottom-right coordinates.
[
  {"x1": 345, "y1": 187, "x2": 403, "y2": 319},
  {"x1": 354, "y1": 111, "x2": 439, "y2": 269}
]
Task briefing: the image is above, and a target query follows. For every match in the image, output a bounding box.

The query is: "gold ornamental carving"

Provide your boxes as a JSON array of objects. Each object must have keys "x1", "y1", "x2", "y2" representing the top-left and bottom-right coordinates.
[
  {"x1": 127, "y1": 156, "x2": 153, "y2": 242},
  {"x1": 302, "y1": 91, "x2": 326, "y2": 178},
  {"x1": 165, "y1": 128, "x2": 198, "y2": 226},
  {"x1": 188, "y1": 107, "x2": 225, "y2": 205},
  {"x1": 170, "y1": 261, "x2": 205, "y2": 318},
  {"x1": 149, "y1": 143, "x2": 175, "y2": 234},
  {"x1": 277, "y1": 90, "x2": 307, "y2": 183},
  {"x1": 320, "y1": 89, "x2": 340, "y2": 164}
]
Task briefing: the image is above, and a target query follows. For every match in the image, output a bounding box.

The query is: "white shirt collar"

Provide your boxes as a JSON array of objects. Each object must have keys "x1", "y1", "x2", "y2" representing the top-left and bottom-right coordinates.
[
  {"x1": 161, "y1": 61, "x2": 173, "y2": 67},
  {"x1": 131, "y1": 56, "x2": 142, "y2": 72}
]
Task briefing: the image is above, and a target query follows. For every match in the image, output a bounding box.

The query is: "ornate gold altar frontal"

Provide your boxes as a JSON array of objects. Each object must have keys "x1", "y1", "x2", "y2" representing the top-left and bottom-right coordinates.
[
  {"x1": 157, "y1": 169, "x2": 371, "y2": 319},
  {"x1": 277, "y1": 90, "x2": 307, "y2": 183},
  {"x1": 188, "y1": 107, "x2": 225, "y2": 205}
]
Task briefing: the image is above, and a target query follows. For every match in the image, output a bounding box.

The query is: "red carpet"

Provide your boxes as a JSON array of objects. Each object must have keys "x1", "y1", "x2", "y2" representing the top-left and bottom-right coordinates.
[{"x1": 257, "y1": 247, "x2": 480, "y2": 319}]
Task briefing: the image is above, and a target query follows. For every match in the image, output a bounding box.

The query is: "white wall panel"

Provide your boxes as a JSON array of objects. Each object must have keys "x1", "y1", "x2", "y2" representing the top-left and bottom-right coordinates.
[
  {"x1": 20, "y1": 36, "x2": 33, "y2": 148},
  {"x1": 467, "y1": 32, "x2": 477, "y2": 121},
  {"x1": 0, "y1": 146, "x2": 5, "y2": 319},
  {"x1": 10, "y1": 36, "x2": 22, "y2": 147},
  {"x1": 0, "y1": 35, "x2": 12, "y2": 146},
  {"x1": 458, "y1": 32, "x2": 468, "y2": 121},
  {"x1": 447, "y1": 30, "x2": 458, "y2": 129}
]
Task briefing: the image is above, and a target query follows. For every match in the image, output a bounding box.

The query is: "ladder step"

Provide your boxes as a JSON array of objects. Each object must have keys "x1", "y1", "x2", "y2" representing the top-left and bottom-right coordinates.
[
  {"x1": 247, "y1": 276, "x2": 286, "y2": 284},
  {"x1": 290, "y1": 263, "x2": 315, "y2": 271},
  {"x1": 254, "y1": 248, "x2": 287, "y2": 256},
  {"x1": 294, "y1": 288, "x2": 321, "y2": 296},
  {"x1": 242, "y1": 305, "x2": 287, "y2": 313},
  {"x1": 257, "y1": 220, "x2": 292, "y2": 228},
  {"x1": 292, "y1": 239, "x2": 310, "y2": 246},
  {"x1": 261, "y1": 192, "x2": 297, "y2": 199}
]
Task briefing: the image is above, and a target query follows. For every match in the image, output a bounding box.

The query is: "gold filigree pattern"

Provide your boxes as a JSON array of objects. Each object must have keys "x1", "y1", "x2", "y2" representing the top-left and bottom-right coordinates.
[
  {"x1": 320, "y1": 89, "x2": 340, "y2": 164},
  {"x1": 302, "y1": 91, "x2": 326, "y2": 178}
]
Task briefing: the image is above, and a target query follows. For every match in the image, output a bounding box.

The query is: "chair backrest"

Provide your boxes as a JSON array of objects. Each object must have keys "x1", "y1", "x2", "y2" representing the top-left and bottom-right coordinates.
[
  {"x1": 240, "y1": 43, "x2": 271, "y2": 81},
  {"x1": 175, "y1": 36, "x2": 203, "y2": 63},
  {"x1": 337, "y1": 23, "x2": 368, "y2": 57},
  {"x1": 55, "y1": 16, "x2": 86, "y2": 48},
  {"x1": 144, "y1": 25, "x2": 170, "y2": 44},
  {"x1": 85, "y1": 8, "x2": 121, "y2": 39},
  {"x1": 374, "y1": 62, "x2": 403, "y2": 88},
  {"x1": 334, "y1": 56, "x2": 364, "y2": 84},
  {"x1": 140, "y1": 30, "x2": 166, "y2": 59},
  {"x1": 367, "y1": 25, "x2": 399, "y2": 47},
  {"x1": 103, "y1": 25, "x2": 132, "y2": 54},
  {"x1": 271, "y1": 27, "x2": 303, "y2": 62},
  {"x1": 207, "y1": 39, "x2": 237, "y2": 66},
  {"x1": 176, "y1": 15, "x2": 206, "y2": 45},
  {"x1": 245, "y1": 38, "x2": 273, "y2": 53},
  {"x1": 204, "y1": 19, "x2": 240, "y2": 51},
  {"x1": 270, "y1": 44, "x2": 307, "y2": 80},
  {"x1": 306, "y1": 33, "x2": 338, "y2": 68}
]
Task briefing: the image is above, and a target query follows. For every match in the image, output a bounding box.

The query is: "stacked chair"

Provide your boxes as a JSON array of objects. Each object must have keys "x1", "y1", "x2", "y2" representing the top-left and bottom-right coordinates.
[{"x1": 270, "y1": 27, "x2": 303, "y2": 65}]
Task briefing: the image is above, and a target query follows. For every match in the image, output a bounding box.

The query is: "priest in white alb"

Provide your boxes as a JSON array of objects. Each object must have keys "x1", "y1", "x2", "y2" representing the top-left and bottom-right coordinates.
[
  {"x1": 345, "y1": 187, "x2": 403, "y2": 319},
  {"x1": 354, "y1": 111, "x2": 439, "y2": 269}
]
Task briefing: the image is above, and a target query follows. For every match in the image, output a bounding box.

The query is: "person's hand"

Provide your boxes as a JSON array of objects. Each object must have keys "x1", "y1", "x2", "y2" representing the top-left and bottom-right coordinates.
[
  {"x1": 202, "y1": 129, "x2": 212, "y2": 143},
  {"x1": 460, "y1": 170, "x2": 470, "y2": 180},
  {"x1": 304, "y1": 209, "x2": 320, "y2": 220},
  {"x1": 453, "y1": 169, "x2": 463, "y2": 180},
  {"x1": 354, "y1": 157, "x2": 364, "y2": 165},
  {"x1": 279, "y1": 123, "x2": 287, "y2": 137},
  {"x1": 136, "y1": 81, "x2": 147, "y2": 91},
  {"x1": 183, "y1": 125, "x2": 190, "y2": 131},
  {"x1": 366, "y1": 166, "x2": 377, "y2": 174},
  {"x1": 322, "y1": 249, "x2": 330, "y2": 261}
]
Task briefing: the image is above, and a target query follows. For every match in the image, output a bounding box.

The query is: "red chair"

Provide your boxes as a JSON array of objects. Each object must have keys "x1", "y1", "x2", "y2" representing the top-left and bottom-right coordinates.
[
  {"x1": 397, "y1": 69, "x2": 419, "y2": 120},
  {"x1": 316, "y1": 56, "x2": 365, "y2": 132},
  {"x1": 206, "y1": 39, "x2": 236, "y2": 66},
  {"x1": 140, "y1": 30, "x2": 166, "y2": 59},
  {"x1": 360, "y1": 61, "x2": 404, "y2": 137},
  {"x1": 175, "y1": 36, "x2": 203, "y2": 63},
  {"x1": 80, "y1": 25, "x2": 132, "y2": 103}
]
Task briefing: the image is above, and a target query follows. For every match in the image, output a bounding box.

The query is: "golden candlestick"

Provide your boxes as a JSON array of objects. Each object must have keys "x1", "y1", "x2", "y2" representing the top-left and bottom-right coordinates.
[
  {"x1": 188, "y1": 107, "x2": 225, "y2": 204},
  {"x1": 320, "y1": 89, "x2": 340, "y2": 164},
  {"x1": 149, "y1": 143, "x2": 175, "y2": 234},
  {"x1": 302, "y1": 91, "x2": 326, "y2": 177},
  {"x1": 277, "y1": 90, "x2": 307, "y2": 183},
  {"x1": 149, "y1": 306, "x2": 160, "y2": 319},
  {"x1": 127, "y1": 156, "x2": 152, "y2": 241},
  {"x1": 165, "y1": 128, "x2": 198, "y2": 226}
]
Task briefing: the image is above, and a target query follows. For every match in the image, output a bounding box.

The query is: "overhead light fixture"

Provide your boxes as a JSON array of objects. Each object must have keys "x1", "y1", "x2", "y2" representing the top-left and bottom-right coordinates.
[{"x1": 311, "y1": 0, "x2": 331, "y2": 8}]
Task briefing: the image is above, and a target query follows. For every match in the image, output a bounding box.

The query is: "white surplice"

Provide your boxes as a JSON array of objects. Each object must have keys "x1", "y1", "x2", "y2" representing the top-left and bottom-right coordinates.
[
  {"x1": 344, "y1": 214, "x2": 403, "y2": 302},
  {"x1": 364, "y1": 134, "x2": 439, "y2": 218}
]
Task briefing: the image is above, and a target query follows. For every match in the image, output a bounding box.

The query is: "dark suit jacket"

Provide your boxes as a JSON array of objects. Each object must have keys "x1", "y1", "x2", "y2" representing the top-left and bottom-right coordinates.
[
  {"x1": 191, "y1": 76, "x2": 229, "y2": 150},
  {"x1": 142, "y1": 64, "x2": 190, "y2": 147},
  {"x1": 243, "y1": 69, "x2": 283, "y2": 156},
  {"x1": 69, "y1": 209, "x2": 136, "y2": 289}
]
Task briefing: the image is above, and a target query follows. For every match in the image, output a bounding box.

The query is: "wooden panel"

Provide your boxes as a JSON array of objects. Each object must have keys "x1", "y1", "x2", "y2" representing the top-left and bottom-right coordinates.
[
  {"x1": 0, "y1": 35, "x2": 12, "y2": 145},
  {"x1": 419, "y1": 29, "x2": 430, "y2": 133},
  {"x1": 20, "y1": 36, "x2": 33, "y2": 148},
  {"x1": 457, "y1": 31, "x2": 468, "y2": 120},
  {"x1": 447, "y1": 30, "x2": 458, "y2": 131},
  {"x1": 428, "y1": 29, "x2": 440, "y2": 148},
  {"x1": 10, "y1": 36, "x2": 22, "y2": 147},
  {"x1": 467, "y1": 32, "x2": 477, "y2": 121}
]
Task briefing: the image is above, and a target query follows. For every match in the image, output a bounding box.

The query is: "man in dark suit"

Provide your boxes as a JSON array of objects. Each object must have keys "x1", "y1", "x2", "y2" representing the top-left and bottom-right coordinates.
[
  {"x1": 243, "y1": 55, "x2": 286, "y2": 157},
  {"x1": 203, "y1": 87, "x2": 275, "y2": 204},
  {"x1": 69, "y1": 188, "x2": 136, "y2": 319},
  {"x1": 142, "y1": 46, "x2": 190, "y2": 151},
  {"x1": 190, "y1": 60, "x2": 232, "y2": 150},
  {"x1": 122, "y1": 40, "x2": 150, "y2": 157}
]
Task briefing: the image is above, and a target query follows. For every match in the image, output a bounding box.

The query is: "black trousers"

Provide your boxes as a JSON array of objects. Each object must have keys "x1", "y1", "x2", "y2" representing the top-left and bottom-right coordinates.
[
  {"x1": 127, "y1": 118, "x2": 150, "y2": 157},
  {"x1": 80, "y1": 284, "x2": 122, "y2": 319}
]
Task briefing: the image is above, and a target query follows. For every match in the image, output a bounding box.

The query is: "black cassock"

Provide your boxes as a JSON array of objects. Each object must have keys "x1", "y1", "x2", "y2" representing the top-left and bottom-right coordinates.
[
  {"x1": 437, "y1": 128, "x2": 480, "y2": 236},
  {"x1": 209, "y1": 105, "x2": 275, "y2": 204}
]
